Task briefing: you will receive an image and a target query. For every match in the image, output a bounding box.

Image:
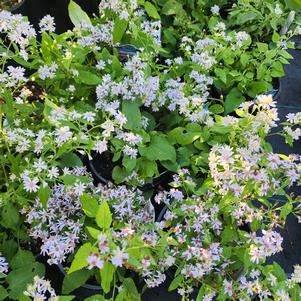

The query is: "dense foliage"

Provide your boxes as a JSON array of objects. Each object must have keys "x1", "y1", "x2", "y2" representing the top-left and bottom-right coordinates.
[{"x1": 1, "y1": 0, "x2": 301, "y2": 300}]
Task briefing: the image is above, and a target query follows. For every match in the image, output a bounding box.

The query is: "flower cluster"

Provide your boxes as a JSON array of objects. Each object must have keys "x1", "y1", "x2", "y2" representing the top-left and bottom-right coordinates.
[
  {"x1": 24, "y1": 169, "x2": 93, "y2": 265},
  {"x1": 24, "y1": 276, "x2": 58, "y2": 301},
  {"x1": 0, "y1": 253, "x2": 8, "y2": 274},
  {"x1": 0, "y1": 1, "x2": 301, "y2": 300}
]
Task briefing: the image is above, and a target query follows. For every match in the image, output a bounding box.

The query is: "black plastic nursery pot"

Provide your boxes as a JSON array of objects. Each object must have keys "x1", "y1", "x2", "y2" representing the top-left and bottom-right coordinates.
[
  {"x1": 11, "y1": 0, "x2": 99, "y2": 33},
  {"x1": 9, "y1": 0, "x2": 28, "y2": 14},
  {"x1": 57, "y1": 263, "x2": 103, "y2": 300},
  {"x1": 87, "y1": 151, "x2": 174, "y2": 221}
]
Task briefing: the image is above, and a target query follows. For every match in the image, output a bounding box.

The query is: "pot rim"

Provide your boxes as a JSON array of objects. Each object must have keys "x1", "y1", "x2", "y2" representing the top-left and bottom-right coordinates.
[
  {"x1": 9, "y1": 0, "x2": 26, "y2": 12},
  {"x1": 57, "y1": 262, "x2": 103, "y2": 291}
]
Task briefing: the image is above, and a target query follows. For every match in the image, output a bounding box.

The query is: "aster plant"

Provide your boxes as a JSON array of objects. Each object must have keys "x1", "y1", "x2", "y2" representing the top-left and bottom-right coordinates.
[{"x1": 0, "y1": 1, "x2": 301, "y2": 301}]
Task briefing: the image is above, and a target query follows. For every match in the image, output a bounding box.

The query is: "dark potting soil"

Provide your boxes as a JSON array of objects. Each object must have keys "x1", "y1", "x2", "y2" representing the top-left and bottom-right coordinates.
[{"x1": 265, "y1": 35, "x2": 301, "y2": 274}]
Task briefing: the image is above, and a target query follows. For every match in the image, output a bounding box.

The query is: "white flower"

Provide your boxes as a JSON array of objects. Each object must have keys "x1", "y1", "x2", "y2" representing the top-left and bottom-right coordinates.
[
  {"x1": 211, "y1": 5, "x2": 220, "y2": 15},
  {"x1": 174, "y1": 57, "x2": 183, "y2": 65},
  {"x1": 123, "y1": 145, "x2": 137, "y2": 158},
  {"x1": 38, "y1": 63, "x2": 58, "y2": 80},
  {"x1": 101, "y1": 120, "x2": 115, "y2": 137},
  {"x1": 94, "y1": 139, "x2": 108, "y2": 154},
  {"x1": 83, "y1": 112, "x2": 96, "y2": 122},
  {"x1": 33, "y1": 158, "x2": 47, "y2": 173},
  {"x1": 87, "y1": 253, "x2": 104, "y2": 270},
  {"x1": 0, "y1": 254, "x2": 8, "y2": 274},
  {"x1": 48, "y1": 167, "x2": 59, "y2": 179},
  {"x1": 55, "y1": 126, "x2": 72, "y2": 145},
  {"x1": 98, "y1": 234, "x2": 110, "y2": 254},
  {"x1": 164, "y1": 256, "x2": 175, "y2": 267},
  {"x1": 276, "y1": 289, "x2": 290, "y2": 301},
  {"x1": 67, "y1": 85, "x2": 76, "y2": 93},
  {"x1": 23, "y1": 176, "x2": 39, "y2": 193},
  {"x1": 24, "y1": 276, "x2": 57, "y2": 300},
  {"x1": 223, "y1": 279, "x2": 234, "y2": 296},
  {"x1": 267, "y1": 274, "x2": 277, "y2": 286},
  {"x1": 256, "y1": 94, "x2": 276, "y2": 109},
  {"x1": 74, "y1": 182, "x2": 86, "y2": 196},
  {"x1": 275, "y1": 4, "x2": 283, "y2": 16},
  {"x1": 249, "y1": 245, "x2": 263, "y2": 264},
  {"x1": 96, "y1": 60, "x2": 105, "y2": 70},
  {"x1": 111, "y1": 247, "x2": 129, "y2": 267},
  {"x1": 39, "y1": 15, "x2": 56, "y2": 33}
]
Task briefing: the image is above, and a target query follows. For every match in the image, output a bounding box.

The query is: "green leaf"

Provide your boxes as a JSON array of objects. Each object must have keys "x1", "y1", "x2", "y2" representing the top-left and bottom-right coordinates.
[
  {"x1": 168, "y1": 127, "x2": 201, "y2": 145},
  {"x1": 80, "y1": 193, "x2": 99, "y2": 218},
  {"x1": 139, "y1": 135, "x2": 176, "y2": 162},
  {"x1": 122, "y1": 101, "x2": 141, "y2": 131},
  {"x1": 161, "y1": 0, "x2": 183, "y2": 15},
  {"x1": 113, "y1": 17, "x2": 128, "y2": 43},
  {"x1": 168, "y1": 274, "x2": 184, "y2": 291},
  {"x1": 243, "y1": 251, "x2": 252, "y2": 270},
  {"x1": 123, "y1": 157, "x2": 136, "y2": 172},
  {"x1": 248, "y1": 81, "x2": 270, "y2": 98},
  {"x1": 112, "y1": 166, "x2": 128, "y2": 184},
  {"x1": 41, "y1": 33, "x2": 52, "y2": 63},
  {"x1": 69, "y1": 243, "x2": 97, "y2": 274},
  {"x1": 144, "y1": 2, "x2": 160, "y2": 19},
  {"x1": 285, "y1": 0, "x2": 301, "y2": 10},
  {"x1": 272, "y1": 31, "x2": 281, "y2": 43},
  {"x1": 115, "y1": 292, "x2": 124, "y2": 301},
  {"x1": 290, "y1": 284, "x2": 301, "y2": 301},
  {"x1": 7, "y1": 261, "x2": 45, "y2": 299},
  {"x1": 257, "y1": 65, "x2": 267, "y2": 80},
  {"x1": 60, "y1": 153, "x2": 83, "y2": 167},
  {"x1": 96, "y1": 200, "x2": 112, "y2": 229},
  {"x1": 38, "y1": 185, "x2": 51, "y2": 208},
  {"x1": 0, "y1": 285, "x2": 8, "y2": 301},
  {"x1": 257, "y1": 42, "x2": 268, "y2": 53},
  {"x1": 59, "y1": 297, "x2": 76, "y2": 301},
  {"x1": 100, "y1": 262, "x2": 115, "y2": 293},
  {"x1": 236, "y1": 12, "x2": 259, "y2": 24},
  {"x1": 209, "y1": 104, "x2": 224, "y2": 114},
  {"x1": 112, "y1": 56, "x2": 123, "y2": 78},
  {"x1": 196, "y1": 286, "x2": 206, "y2": 301},
  {"x1": 62, "y1": 270, "x2": 92, "y2": 294},
  {"x1": 1, "y1": 203, "x2": 19, "y2": 231},
  {"x1": 240, "y1": 53, "x2": 250, "y2": 67},
  {"x1": 273, "y1": 262, "x2": 287, "y2": 281},
  {"x1": 221, "y1": 225, "x2": 238, "y2": 243},
  {"x1": 86, "y1": 227, "x2": 101, "y2": 239},
  {"x1": 271, "y1": 61, "x2": 285, "y2": 77},
  {"x1": 215, "y1": 68, "x2": 227, "y2": 84},
  {"x1": 163, "y1": 29, "x2": 177, "y2": 46},
  {"x1": 224, "y1": 88, "x2": 245, "y2": 114},
  {"x1": 68, "y1": 0, "x2": 92, "y2": 28},
  {"x1": 280, "y1": 202, "x2": 293, "y2": 219},
  {"x1": 76, "y1": 70, "x2": 102, "y2": 85},
  {"x1": 62, "y1": 174, "x2": 92, "y2": 186},
  {"x1": 11, "y1": 251, "x2": 35, "y2": 270},
  {"x1": 210, "y1": 125, "x2": 231, "y2": 134},
  {"x1": 123, "y1": 278, "x2": 141, "y2": 301},
  {"x1": 136, "y1": 158, "x2": 158, "y2": 178}
]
